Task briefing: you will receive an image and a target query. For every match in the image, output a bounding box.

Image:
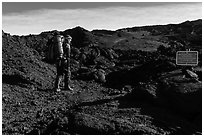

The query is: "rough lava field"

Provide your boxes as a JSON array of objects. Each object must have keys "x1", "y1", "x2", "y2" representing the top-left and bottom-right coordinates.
[{"x1": 2, "y1": 19, "x2": 202, "y2": 135}]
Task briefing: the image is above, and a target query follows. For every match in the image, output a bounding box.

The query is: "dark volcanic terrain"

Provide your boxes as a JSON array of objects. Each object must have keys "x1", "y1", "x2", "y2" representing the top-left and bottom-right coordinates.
[{"x1": 2, "y1": 19, "x2": 202, "y2": 135}]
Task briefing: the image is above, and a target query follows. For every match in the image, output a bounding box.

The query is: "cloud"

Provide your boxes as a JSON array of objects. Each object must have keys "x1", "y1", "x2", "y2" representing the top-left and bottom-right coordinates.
[{"x1": 2, "y1": 3, "x2": 201, "y2": 35}]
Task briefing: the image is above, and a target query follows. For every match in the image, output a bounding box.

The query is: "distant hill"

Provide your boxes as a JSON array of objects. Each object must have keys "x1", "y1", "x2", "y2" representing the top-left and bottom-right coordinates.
[
  {"x1": 3, "y1": 19, "x2": 201, "y2": 55},
  {"x1": 92, "y1": 19, "x2": 202, "y2": 51}
]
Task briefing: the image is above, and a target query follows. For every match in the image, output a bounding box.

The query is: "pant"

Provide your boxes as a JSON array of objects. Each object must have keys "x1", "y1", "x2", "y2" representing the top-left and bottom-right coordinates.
[{"x1": 55, "y1": 58, "x2": 71, "y2": 89}]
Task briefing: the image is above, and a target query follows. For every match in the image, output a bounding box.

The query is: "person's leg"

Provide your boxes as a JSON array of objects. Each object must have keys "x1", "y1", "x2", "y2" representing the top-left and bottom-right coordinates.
[
  {"x1": 54, "y1": 60, "x2": 63, "y2": 91},
  {"x1": 55, "y1": 75, "x2": 62, "y2": 91},
  {"x1": 64, "y1": 70, "x2": 73, "y2": 91}
]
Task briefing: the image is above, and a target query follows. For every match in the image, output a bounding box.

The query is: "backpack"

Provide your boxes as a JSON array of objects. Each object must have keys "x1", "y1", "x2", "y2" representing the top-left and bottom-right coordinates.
[{"x1": 46, "y1": 35, "x2": 64, "y2": 64}]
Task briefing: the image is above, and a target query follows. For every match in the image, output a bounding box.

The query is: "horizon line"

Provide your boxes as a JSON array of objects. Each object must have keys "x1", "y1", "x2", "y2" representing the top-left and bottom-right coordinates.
[{"x1": 2, "y1": 18, "x2": 201, "y2": 36}]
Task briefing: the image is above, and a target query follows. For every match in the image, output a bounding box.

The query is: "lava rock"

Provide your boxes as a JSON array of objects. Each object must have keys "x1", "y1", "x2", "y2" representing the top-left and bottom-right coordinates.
[{"x1": 93, "y1": 69, "x2": 106, "y2": 83}]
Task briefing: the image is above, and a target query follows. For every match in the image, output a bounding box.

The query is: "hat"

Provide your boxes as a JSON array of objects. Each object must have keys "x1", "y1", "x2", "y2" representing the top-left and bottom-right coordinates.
[{"x1": 65, "y1": 35, "x2": 72, "y2": 39}]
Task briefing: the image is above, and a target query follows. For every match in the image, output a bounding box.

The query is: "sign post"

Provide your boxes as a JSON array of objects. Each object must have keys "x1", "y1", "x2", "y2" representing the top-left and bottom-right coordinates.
[{"x1": 176, "y1": 51, "x2": 198, "y2": 66}]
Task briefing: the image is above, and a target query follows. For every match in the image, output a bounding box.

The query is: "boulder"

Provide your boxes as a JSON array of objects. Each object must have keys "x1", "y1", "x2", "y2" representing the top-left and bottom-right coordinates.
[
  {"x1": 156, "y1": 71, "x2": 202, "y2": 117},
  {"x1": 192, "y1": 113, "x2": 202, "y2": 132},
  {"x1": 71, "y1": 47, "x2": 81, "y2": 60},
  {"x1": 75, "y1": 67, "x2": 96, "y2": 81},
  {"x1": 70, "y1": 112, "x2": 115, "y2": 134},
  {"x1": 93, "y1": 69, "x2": 106, "y2": 83},
  {"x1": 94, "y1": 56, "x2": 115, "y2": 69}
]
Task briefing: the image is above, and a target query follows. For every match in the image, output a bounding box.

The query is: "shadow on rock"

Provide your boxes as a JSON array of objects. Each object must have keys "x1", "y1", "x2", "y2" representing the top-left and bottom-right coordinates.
[
  {"x1": 116, "y1": 71, "x2": 202, "y2": 134},
  {"x1": 2, "y1": 74, "x2": 32, "y2": 87}
]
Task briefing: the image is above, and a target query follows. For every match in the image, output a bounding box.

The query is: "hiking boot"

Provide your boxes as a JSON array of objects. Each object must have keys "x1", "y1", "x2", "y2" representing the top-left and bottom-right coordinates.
[
  {"x1": 55, "y1": 88, "x2": 61, "y2": 92},
  {"x1": 64, "y1": 86, "x2": 73, "y2": 91}
]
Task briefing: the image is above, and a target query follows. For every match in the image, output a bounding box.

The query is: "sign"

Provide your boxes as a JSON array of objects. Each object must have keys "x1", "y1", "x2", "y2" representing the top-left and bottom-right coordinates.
[{"x1": 176, "y1": 51, "x2": 198, "y2": 66}]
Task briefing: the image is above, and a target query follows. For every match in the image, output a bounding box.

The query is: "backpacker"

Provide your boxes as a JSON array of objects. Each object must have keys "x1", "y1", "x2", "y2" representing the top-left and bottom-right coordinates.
[{"x1": 46, "y1": 35, "x2": 64, "y2": 63}]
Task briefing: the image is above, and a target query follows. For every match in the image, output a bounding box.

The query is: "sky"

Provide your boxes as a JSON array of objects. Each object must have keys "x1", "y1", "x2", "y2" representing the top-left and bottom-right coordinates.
[{"x1": 2, "y1": 2, "x2": 202, "y2": 36}]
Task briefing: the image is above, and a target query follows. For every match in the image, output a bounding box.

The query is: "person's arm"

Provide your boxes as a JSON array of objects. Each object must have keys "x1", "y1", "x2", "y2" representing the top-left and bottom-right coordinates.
[{"x1": 65, "y1": 43, "x2": 71, "y2": 71}]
